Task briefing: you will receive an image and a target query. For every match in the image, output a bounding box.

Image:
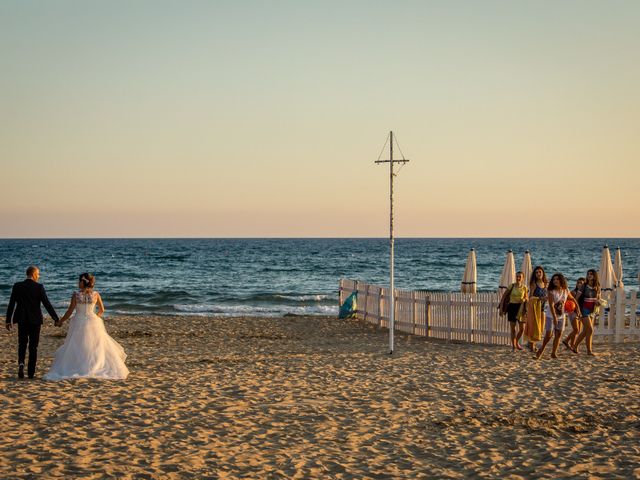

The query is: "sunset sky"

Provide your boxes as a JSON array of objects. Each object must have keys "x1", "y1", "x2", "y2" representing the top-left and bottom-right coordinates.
[{"x1": 1, "y1": 1, "x2": 638, "y2": 237}]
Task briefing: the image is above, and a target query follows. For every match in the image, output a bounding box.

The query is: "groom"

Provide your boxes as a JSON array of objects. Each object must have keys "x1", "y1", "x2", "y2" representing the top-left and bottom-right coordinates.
[{"x1": 6, "y1": 266, "x2": 60, "y2": 379}]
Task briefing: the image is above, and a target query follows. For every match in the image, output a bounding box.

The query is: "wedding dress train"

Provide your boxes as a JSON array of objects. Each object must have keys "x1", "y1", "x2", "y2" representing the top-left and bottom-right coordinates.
[{"x1": 44, "y1": 291, "x2": 129, "y2": 380}]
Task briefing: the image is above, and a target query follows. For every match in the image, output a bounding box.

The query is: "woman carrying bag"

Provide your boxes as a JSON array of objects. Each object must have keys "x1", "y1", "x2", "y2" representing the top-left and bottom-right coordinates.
[{"x1": 499, "y1": 271, "x2": 529, "y2": 351}]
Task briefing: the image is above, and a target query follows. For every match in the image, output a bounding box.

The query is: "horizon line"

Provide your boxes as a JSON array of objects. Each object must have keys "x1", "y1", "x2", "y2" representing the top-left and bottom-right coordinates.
[{"x1": 0, "y1": 236, "x2": 638, "y2": 241}]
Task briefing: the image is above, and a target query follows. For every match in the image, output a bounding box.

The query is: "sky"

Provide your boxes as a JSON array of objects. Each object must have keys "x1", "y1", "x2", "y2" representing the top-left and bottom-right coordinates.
[{"x1": 0, "y1": 0, "x2": 638, "y2": 238}]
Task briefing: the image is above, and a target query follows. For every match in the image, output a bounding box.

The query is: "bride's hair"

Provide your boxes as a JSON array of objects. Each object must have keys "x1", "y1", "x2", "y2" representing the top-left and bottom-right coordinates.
[{"x1": 79, "y1": 272, "x2": 95, "y2": 289}]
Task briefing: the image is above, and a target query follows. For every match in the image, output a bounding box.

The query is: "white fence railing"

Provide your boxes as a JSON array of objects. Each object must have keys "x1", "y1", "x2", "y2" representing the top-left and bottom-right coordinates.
[{"x1": 339, "y1": 279, "x2": 640, "y2": 345}]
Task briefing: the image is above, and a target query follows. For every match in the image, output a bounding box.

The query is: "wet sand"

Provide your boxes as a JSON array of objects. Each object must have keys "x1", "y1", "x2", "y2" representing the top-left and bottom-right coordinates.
[{"x1": 1, "y1": 315, "x2": 639, "y2": 478}]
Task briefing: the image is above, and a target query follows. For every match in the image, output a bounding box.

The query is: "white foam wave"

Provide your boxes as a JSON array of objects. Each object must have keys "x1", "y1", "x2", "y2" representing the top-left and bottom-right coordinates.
[
  {"x1": 172, "y1": 303, "x2": 337, "y2": 317},
  {"x1": 275, "y1": 294, "x2": 331, "y2": 302}
]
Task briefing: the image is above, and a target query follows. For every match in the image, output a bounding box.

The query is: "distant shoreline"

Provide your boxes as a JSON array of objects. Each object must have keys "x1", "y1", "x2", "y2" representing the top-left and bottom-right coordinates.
[{"x1": 1, "y1": 236, "x2": 640, "y2": 241}]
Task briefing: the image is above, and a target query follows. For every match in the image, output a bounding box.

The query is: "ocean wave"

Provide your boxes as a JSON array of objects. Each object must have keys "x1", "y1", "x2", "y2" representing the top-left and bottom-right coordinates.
[
  {"x1": 173, "y1": 303, "x2": 223, "y2": 313},
  {"x1": 274, "y1": 294, "x2": 331, "y2": 302},
  {"x1": 110, "y1": 310, "x2": 161, "y2": 316},
  {"x1": 149, "y1": 254, "x2": 191, "y2": 261},
  {"x1": 259, "y1": 266, "x2": 304, "y2": 273},
  {"x1": 232, "y1": 292, "x2": 335, "y2": 304},
  {"x1": 171, "y1": 303, "x2": 337, "y2": 317},
  {"x1": 107, "y1": 290, "x2": 195, "y2": 303},
  {"x1": 106, "y1": 303, "x2": 159, "y2": 312}
]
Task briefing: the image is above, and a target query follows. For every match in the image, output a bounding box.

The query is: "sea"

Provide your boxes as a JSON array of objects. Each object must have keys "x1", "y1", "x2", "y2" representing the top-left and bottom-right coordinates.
[{"x1": 0, "y1": 238, "x2": 638, "y2": 318}]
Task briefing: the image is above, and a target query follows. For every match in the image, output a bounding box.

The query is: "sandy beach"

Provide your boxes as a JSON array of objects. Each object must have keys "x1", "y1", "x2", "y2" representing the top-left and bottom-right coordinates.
[{"x1": 1, "y1": 314, "x2": 639, "y2": 479}]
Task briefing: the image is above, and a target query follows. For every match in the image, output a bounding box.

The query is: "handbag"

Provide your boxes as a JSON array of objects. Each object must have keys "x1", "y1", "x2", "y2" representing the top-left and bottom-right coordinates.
[{"x1": 499, "y1": 285, "x2": 513, "y2": 316}]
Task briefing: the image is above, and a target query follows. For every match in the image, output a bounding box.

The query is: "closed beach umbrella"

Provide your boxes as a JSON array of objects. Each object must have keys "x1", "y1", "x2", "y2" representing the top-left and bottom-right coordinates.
[
  {"x1": 614, "y1": 247, "x2": 624, "y2": 288},
  {"x1": 461, "y1": 248, "x2": 477, "y2": 294},
  {"x1": 521, "y1": 250, "x2": 533, "y2": 287},
  {"x1": 499, "y1": 250, "x2": 516, "y2": 294},
  {"x1": 598, "y1": 245, "x2": 618, "y2": 294}
]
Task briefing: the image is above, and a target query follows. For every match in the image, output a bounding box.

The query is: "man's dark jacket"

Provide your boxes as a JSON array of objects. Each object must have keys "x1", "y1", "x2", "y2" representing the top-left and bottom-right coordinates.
[{"x1": 6, "y1": 279, "x2": 59, "y2": 325}]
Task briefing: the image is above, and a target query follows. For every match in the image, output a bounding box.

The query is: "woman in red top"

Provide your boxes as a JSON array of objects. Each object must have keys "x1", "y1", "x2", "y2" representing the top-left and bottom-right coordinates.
[{"x1": 563, "y1": 277, "x2": 585, "y2": 352}]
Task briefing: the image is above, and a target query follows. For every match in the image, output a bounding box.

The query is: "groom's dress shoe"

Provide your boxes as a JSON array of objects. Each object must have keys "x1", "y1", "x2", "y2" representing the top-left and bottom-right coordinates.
[{"x1": 18, "y1": 364, "x2": 24, "y2": 379}]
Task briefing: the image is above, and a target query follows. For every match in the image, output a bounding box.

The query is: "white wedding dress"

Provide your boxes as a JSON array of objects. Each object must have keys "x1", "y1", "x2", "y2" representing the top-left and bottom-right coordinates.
[{"x1": 44, "y1": 291, "x2": 129, "y2": 380}]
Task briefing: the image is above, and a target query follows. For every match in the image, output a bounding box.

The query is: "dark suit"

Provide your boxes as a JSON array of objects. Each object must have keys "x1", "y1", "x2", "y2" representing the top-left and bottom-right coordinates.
[{"x1": 6, "y1": 278, "x2": 60, "y2": 378}]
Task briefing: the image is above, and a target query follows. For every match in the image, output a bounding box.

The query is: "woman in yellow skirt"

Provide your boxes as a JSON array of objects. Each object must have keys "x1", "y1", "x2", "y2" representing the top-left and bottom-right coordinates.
[{"x1": 524, "y1": 266, "x2": 548, "y2": 351}]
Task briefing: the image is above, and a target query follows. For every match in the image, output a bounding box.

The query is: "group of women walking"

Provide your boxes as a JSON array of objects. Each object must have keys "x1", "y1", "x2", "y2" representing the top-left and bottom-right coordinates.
[{"x1": 499, "y1": 266, "x2": 603, "y2": 359}]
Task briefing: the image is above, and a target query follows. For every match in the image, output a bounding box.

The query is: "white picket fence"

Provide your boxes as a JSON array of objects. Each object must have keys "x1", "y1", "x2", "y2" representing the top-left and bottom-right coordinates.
[{"x1": 339, "y1": 279, "x2": 640, "y2": 345}]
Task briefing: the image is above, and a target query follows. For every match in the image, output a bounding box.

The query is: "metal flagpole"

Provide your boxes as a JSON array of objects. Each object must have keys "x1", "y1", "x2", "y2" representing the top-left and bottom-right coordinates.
[{"x1": 375, "y1": 131, "x2": 409, "y2": 354}]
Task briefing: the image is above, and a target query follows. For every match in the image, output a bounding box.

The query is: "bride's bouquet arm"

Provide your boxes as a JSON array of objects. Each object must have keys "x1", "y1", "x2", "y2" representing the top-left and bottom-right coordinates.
[
  {"x1": 96, "y1": 293, "x2": 105, "y2": 317},
  {"x1": 58, "y1": 294, "x2": 77, "y2": 326}
]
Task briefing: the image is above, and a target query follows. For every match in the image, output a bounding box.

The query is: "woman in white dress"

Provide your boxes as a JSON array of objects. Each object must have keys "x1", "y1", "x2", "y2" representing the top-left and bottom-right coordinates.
[
  {"x1": 535, "y1": 273, "x2": 581, "y2": 360},
  {"x1": 44, "y1": 273, "x2": 129, "y2": 380}
]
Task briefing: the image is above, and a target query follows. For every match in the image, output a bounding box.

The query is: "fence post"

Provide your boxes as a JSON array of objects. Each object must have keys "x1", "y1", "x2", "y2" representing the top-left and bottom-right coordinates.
[
  {"x1": 615, "y1": 285, "x2": 625, "y2": 343},
  {"x1": 412, "y1": 291, "x2": 417, "y2": 334},
  {"x1": 363, "y1": 284, "x2": 369, "y2": 323},
  {"x1": 447, "y1": 292, "x2": 453, "y2": 341},
  {"x1": 425, "y1": 295, "x2": 430, "y2": 338},
  {"x1": 467, "y1": 294, "x2": 473, "y2": 343},
  {"x1": 378, "y1": 289, "x2": 384, "y2": 327},
  {"x1": 489, "y1": 294, "x2": 494, "y2": 345}
]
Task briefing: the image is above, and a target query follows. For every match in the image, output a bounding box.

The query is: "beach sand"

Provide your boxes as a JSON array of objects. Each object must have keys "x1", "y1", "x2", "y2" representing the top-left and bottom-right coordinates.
[{"x1": 1, "y1": 314, "x2": 639, "y2": 479}]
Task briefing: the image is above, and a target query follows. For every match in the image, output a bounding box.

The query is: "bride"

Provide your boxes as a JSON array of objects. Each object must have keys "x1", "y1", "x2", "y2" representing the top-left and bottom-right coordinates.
[{"x1": 44, "y1": 273, "x2": 129, "y2": 380}]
